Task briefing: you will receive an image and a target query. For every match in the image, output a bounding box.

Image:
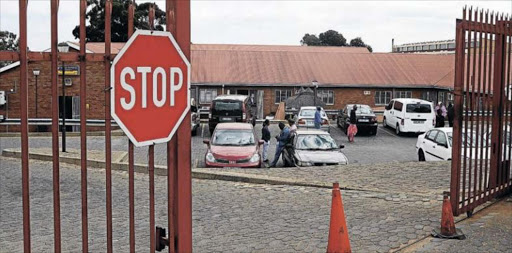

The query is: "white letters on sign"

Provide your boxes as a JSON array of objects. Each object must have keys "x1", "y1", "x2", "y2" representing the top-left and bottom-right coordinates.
[{"x1": 120, "y1": 66, "x2": 184, "y2": 110}]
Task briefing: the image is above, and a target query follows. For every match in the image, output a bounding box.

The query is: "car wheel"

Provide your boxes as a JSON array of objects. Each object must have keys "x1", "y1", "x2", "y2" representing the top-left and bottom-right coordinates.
[
  {"x1": 383, "y1": 117, "x2": 387, "y2": 128},
  {"x1": 396, "y1": 124, "x2": 401, "y2": 135},
  {"x1": 418, "y1": 149, "x2": 426, "y2": 161}
]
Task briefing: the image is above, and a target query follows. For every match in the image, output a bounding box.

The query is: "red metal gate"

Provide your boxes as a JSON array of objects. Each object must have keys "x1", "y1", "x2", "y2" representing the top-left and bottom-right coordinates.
[
  {"x1": 0, "y1": 0, "x2": 191, "y2": 252},
  {"x1": 451, "y1": 7, "x2": 512, "y2": 216}
]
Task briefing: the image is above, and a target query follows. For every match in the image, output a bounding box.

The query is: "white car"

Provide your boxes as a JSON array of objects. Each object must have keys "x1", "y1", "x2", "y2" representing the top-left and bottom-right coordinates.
[
  {"x1": 383, "y1": 98, "x2": 435, "y2": 135},
  {"x1": 296, "y1": 106, "x2": 330, "y2": 132},
  {"x1": 416, "y1": 128, "x2": 453, "y2": 161}
]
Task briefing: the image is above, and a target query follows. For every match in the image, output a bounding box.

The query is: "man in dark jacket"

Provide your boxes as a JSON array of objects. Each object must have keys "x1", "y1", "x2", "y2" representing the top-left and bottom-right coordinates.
[
  {"x1": 270, "y1": 122, "x2": 290, "y2": 167},
  {"x1": 447, "y1": 102, "x2": 454, "y2": 127},
  {"x1": 261, "y1": 119, "x2": 271, "y2": 163}
]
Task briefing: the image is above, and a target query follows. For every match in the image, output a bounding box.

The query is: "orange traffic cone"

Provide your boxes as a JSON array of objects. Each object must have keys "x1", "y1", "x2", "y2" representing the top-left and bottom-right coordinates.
[
  {"x1": 431, "y1": 191, "x2": 465, "y2": 240},
  {"x1": 326, "y1": 182, "x2": 351, "y2": 253}
]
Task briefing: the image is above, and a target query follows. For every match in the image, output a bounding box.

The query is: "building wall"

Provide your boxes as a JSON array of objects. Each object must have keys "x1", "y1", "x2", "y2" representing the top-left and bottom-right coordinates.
[{"x1": 0, "y1": 61, "x2": 107, "y2": 132}]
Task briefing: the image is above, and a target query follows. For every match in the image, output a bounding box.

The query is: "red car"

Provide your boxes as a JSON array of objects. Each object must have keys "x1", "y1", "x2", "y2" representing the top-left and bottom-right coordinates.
[{"x1": 203, "y1": 123, "x2": 263, "y2": 168}]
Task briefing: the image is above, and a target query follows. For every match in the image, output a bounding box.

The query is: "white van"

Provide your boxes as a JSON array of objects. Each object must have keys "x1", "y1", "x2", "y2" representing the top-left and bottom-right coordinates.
[{"x1": 383, "y1": 98, "x2": 435, "y2": 135}]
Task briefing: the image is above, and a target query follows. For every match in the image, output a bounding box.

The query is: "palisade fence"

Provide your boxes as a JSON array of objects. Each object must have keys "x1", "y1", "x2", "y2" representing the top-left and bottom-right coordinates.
[
  {"x1": 451, "y1": 7, "x2": 512, "y2": 216},
  {"x1": 0, "y1": 0, "x2": 192, "y2": 252}
]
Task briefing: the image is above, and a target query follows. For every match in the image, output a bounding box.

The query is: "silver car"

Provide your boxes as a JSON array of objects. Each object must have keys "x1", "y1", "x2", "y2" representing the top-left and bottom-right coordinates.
[
  {"x1": 296, "y1": 106, "x2": 330, "y2": 132},
  {"x1": 283, "y1": 130, "x2": 348, "y2": 167}
]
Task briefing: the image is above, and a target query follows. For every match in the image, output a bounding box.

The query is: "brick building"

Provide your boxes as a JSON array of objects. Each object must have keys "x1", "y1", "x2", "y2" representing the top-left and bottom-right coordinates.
[{"x1": 0, "y1": 42, "x2": 455, "y2": 132}]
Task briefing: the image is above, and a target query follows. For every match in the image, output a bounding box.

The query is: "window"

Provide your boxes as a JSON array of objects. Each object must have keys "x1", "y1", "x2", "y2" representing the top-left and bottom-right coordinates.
[
  {"x1": 318, "y1": 90, "x2": 334, "y2": 105},
  {"x1": 393, "y1": 101, "x2": 403, "y2": 111},
  {"x1": 406, "y1": 103, "x2": 432, "y2": 113},
  {"x1": 422, "y1": 91, "x2": 432, "y2": 101},
  {"x1": 447, "y1": 93, "x2": 454, "y2": 101},
  {"x1": 394, "y1": 91, "x2": 412, "y2": 99},
  {"x1": 199, "y1": 89, "x2": 217, "y2": 104},
  {"x1": 426, "y1": 130, "x2": 438, "y2": 141},
  {"x1": 275, "y1": 89, "x2": 292, "y2": 104},
  {"x1": 375, "y1": 91, "x2": 392, "y2": 105},
  {"x1": 435, "y1": 132, "x2": 448, "y2": 147},
  {"x1": 429, "y1": 44, "x2": 436, "y2": 50},
  {"x1": 438, "y1": 92, "x2": 446, "y2": 104},
  {"x1": 440, "y1": 43, "x2": 448, "y2": 49},
  {"x1": 408, "y1": 46, "x2": 414, "y2": 51},
  {"x1": 422, "y1": 45, "x2": 429, "y2": 50},
  {"x1": 448, "y1": 43, "x2": 456, "y2": 49}
]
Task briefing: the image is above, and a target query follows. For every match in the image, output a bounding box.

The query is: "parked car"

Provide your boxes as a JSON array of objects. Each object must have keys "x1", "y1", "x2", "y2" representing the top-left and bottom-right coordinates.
[
  {"x1": 383, "y1": 98, "x2": 435, "y2": 135},
  {"x1": 203, "y1": 123, "x2": 262, "y2": 168},
  {"x1": 296, "y1": 106, "x2": 330, "y2": 132},
  {"x1": 191, "y1": 112, "x2": 200, "y2": 136},
  {"x1": 416, "y1": 127, "x2": 489, "y2": 161},
  {"x1": 208, "y1": 95, "x2": 256, "y2": 135},
  {"x1": 337, "y1": 104, "x2": 378, "y2": 135},
  {"x1": 282, "y1": 130, "x2": 348, "y2": 167}
]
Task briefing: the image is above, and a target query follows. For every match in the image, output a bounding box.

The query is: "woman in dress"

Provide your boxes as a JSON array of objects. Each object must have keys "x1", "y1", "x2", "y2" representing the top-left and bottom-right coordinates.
[{"x1": 347, "y1": 105, "x2": 358, "y2": 142}]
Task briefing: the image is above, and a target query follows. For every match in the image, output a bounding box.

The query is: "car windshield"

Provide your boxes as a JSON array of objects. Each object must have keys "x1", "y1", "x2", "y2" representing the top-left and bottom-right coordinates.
[
  {"x1": 300, "y1": 109, "x2": 326, "y2": 118},
  {"x1": 212, "y1": 129, "x2": 255, "y2": 146},
  {"x1": 213, "y1": 101, "x2": 241, "y2": 111},
  {"x1": 406, "y1": 104, "x2": 432, "y2": 113},
  {"x1": 295, "y1": 134, "x2": 338, "y2": 150},
  {"x1": 357, "y1": 107, "x2": 372, "y2": 114}
]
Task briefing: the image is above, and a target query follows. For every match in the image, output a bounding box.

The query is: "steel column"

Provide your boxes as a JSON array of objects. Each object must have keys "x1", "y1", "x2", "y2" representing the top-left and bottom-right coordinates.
[{"x1": 104, "y1": 0, "x2": 113, "y2": 252}]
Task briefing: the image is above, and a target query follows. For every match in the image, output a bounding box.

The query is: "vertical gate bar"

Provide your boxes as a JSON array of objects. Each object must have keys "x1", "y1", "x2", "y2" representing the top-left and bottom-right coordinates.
[
  {"x1": 127, "y1": 1, "x2": 136, "y2": 251},
  {"x1": 469, "y1": 8, "x2": 479, "y2": 207},
  {"x1": 174, "y1": 0, "x2": 193, "y2": 250},
  {"x1": 463, "y1": 8, "x2": 472, "y2": 209},
  {"x1": 452, "y1": 12, "x2": 466, "y2": 215},
  {"x1": 166, "y1": 0, "x2": 177, "y2": 251},
  {"x1": 79, "y1": 0, "x2": 89, "y2": 251},
  {"x1": 50, "y1": 0, "x2": 62, "y2": 251},
  {"x1": 506, "y1": 17, "x2": 512, "y2": 190},
  {"x1": 148, "y1": 5, "x2": 156, "y2": 253},
  {"x1": 149, "y1": 145, "x2": 156, "y2": 253},
  {"x1": 479, "y1": 10, "x2": 488, "y2": 200},
  {"x1": 18, "y1": 0, "x2": 31, "y2": 251},
  {"x1": 484, "y1": 12, "x2": 494, "y2": 201},
  {"x1": 490, "y1": 12, "x2": 505, "y2": 191},
  {"x1": 475, "y1": 10, "x2": 483, "y2": 202},
  {"x1": 104, "y1": 0, "x2": 113, "y2": 252}
]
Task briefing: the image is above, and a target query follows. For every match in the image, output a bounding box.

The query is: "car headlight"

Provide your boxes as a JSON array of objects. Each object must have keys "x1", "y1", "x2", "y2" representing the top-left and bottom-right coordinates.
[
  {"x1": 206, "y1": 152, "x2": 215, "y2": 163},
  {"x1": 249, "y1": 153, "x2": 260, "y2": 163}
]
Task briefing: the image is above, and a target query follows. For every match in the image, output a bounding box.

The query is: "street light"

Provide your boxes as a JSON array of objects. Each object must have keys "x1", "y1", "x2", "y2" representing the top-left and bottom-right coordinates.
[
  {"x1": 32, "y1": 69, "x2": 40, "y2": 119},
  {"x1": 312, "y1": 80, "x2": 319, "y2": 106},
  {"x1": 58, "y1": 42, "x2": 69, "y2": 152}
]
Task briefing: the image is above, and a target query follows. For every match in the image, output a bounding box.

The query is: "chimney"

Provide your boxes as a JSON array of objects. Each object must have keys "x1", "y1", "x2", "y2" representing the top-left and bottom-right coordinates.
[{"x1": 392, "y1": 38, "x2": 395, "y2": 52}]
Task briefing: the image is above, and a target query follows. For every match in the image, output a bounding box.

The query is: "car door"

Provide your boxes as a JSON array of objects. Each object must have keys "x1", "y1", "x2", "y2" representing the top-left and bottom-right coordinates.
[
  {"x1": 432, "y1": 131, "x2": 451, "y2": 160},
  {"x1": 392, "y1": 101, "x2": 403, "y2": 128},
  {"x1": 422, "y1": 129, "x2": 439, "y2": 161},
  {"x1": 384, "y1": 101, "x2": 394, "y2": 127}
]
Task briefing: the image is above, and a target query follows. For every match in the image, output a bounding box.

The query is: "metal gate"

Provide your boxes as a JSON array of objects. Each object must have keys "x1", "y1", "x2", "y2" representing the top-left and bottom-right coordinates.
[
  {"x1": 451, "y1": 7, "x2": 512, "y2": 216},
  {"x1": 0, "y1": 0, "x2": 192, "y2": 252}
]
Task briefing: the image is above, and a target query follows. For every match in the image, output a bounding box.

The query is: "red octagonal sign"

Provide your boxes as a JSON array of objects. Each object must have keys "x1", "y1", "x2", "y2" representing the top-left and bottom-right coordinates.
[{"x1": 111, "y1": 30, "x2": 190, "y2": 147}]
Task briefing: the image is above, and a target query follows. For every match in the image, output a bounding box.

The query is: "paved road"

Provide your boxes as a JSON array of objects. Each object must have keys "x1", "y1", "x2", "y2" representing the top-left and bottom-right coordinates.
[
  {"x1": 0, "y1": 123, "x2": 419, "y2": 168},
  {"x1": 0, "y1": 157, "x2": 442, "y2": 252}
]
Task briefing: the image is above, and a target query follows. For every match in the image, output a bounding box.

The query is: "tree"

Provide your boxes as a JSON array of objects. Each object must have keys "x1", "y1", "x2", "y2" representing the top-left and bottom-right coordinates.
[
  {"x1": 318, "y1": 30, "x2": 346, "y2": 46},
  {"x1": 301, "y1": 33, "x2": 321, "y2": 46},
  {"x1": 349, "y1": 37, "x2": 373, "y2": 52},
  {"x1": 72, "y1": 0, "x2": 166, "y2": 42},
  {"x1": 0, "y1": 30, "x2": 19, "y2": 68}
]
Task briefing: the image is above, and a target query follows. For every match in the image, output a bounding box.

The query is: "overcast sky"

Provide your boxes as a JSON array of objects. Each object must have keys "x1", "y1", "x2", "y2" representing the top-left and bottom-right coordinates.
[{"x1": 1, "y1": 1, "x2": 511, "y2": 52}]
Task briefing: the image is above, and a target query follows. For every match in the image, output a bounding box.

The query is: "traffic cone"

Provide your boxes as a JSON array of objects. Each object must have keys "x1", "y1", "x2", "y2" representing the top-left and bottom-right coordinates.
[
  {"x1": 326, "y1": 182, "x2": 351, "y2": 253},
  {"x1": 431, "y1": 191, "x2": 465, "y2": 240}
]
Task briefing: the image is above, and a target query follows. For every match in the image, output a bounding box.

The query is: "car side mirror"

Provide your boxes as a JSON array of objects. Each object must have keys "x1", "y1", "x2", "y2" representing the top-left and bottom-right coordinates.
[
  {"x1": 203, "y1": 139, "x2": 210, "y2": 145},
  {"x1": 258, "y1": 140, "x2": 264, "y2": 145},
  {"x1": 339, "y1": 144, "x2": 345, "y2": 149}
]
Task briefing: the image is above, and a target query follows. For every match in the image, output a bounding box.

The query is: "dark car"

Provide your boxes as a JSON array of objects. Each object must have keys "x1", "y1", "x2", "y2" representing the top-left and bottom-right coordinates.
[
  {"x1": 208, "y1": 95, "x2": 256, "y2": 135},
  {"x1": 337, "y1": 104, "x2": 378, "y2": 135}
]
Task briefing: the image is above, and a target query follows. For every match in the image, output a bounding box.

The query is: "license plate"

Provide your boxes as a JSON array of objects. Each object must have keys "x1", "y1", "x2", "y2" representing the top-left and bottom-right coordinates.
[
  {"x1": 413, "y1": 120, "x2": 423, "y2": 124},
  {"x1": 359, "y1": 119, "x2": 369, "y2": 122},
  {"x1": 221, "y1": 117, "x2": 231, "y2": 121},
  {"x1": 307, "y1": 121, "x2": 314, "y2": 126},
  {"x1": 229, "y1": 160, "x2": 236, "y2": 164}
]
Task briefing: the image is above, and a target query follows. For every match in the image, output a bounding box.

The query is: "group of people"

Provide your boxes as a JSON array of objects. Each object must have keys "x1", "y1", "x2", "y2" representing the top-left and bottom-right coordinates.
[
  {"x1": 435, "y1": 102, "x2": 455, "y2": 127},
  {"x1": 261, "y1": 118, "x2": 296, "y2": 167}
]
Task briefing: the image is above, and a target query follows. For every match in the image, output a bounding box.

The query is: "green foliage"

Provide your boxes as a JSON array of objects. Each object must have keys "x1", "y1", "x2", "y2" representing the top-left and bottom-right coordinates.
[
  {"x1": 72, "y1": 0, "x2": 166, "y2": 42},
  {"x1": 0, "y1": 30, "x2": 19, "y2": 68},
  {"x1": 301, "y1": 30, "x2": 372, "y2": 52}
]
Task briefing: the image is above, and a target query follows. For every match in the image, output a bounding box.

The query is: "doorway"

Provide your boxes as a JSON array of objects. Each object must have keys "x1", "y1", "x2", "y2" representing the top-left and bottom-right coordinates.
[{"x1": 59, "y1": 96, "x2": 73, "y2": 132}]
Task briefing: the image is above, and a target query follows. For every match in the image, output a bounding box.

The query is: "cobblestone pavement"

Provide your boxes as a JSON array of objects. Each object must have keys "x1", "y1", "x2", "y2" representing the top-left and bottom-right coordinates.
[
  {"x1": 404, "y1": 196, "x2": 512, "y2": 253},
  {"x1": 0, "y1": 123, "x2": 419, "y2": 168},
  {"x1": 1, "y1": 157, "x2": 444, "y2": 252},
  {"x1": 198, "y1": 161, "x2": 451, "y2": 197}
]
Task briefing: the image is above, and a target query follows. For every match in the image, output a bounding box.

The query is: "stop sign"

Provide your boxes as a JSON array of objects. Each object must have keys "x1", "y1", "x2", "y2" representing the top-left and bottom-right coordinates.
[{"x1": 111, "y1": 30, "x2": 191, "y2": 147}]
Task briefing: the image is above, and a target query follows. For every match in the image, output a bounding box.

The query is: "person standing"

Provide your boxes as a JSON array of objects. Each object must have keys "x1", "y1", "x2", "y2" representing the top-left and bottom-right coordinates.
[
  {"x1": 347, "y1": 105, "x2": 358, "y2": 142},
  {"x1": 314, "y1": 106, "x2": 322, "y2": 129},
  {"x1": 447, "y1": 102, "x2": 454, "y2": 127},
  {"x1": 270, "y1": 122, "x2": 290, "y2": 167},
  {"x1": 288, "y1": 118, "x2": 297, "y2": 134},
  {"x1": 261, "y1": 119, "x2": 271, "y2": 163},
  {"x1": 436, "y1": 108, "x2": 445, "y2": 127}
]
